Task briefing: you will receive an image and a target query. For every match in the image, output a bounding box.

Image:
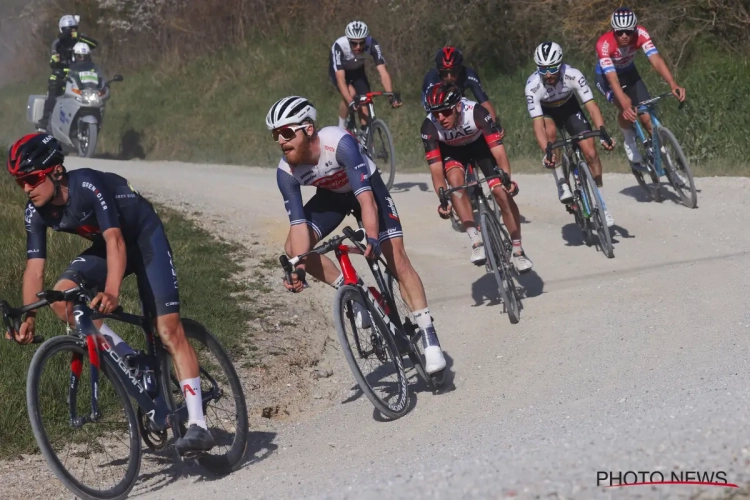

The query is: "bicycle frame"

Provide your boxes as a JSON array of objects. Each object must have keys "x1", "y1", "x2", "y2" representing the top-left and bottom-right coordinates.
[
  {"x1": 629, "y1": 91, "x2": 682, "y2": 178},
  {"x1": 560, "y1": 138, "x2": 594, "y2": 219}
]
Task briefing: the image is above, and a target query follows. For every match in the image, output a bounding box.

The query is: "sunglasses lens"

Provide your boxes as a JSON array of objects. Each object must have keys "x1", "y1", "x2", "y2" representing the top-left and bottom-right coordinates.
[
  {"x1": 616, "y1": 30, "x2": 634, "y2": 36},
  {"x1": 538, "y1": 65, "x2": 561, "y2": 75},
  {"x1": 439, "y1": 69, "x2": 457, "y2": 77},
  {"x1": 17, "y1": 172, "x2": 46, "y2": 188},
  {"x1": 272, "y1": 127, "x2": 298, "y2": 141}
]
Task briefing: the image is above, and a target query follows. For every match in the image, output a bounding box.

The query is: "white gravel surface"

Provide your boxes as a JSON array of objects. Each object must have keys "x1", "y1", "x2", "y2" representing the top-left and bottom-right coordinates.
[{"x1": 6, "y1": 158, "x2": 750, "y2": 499}]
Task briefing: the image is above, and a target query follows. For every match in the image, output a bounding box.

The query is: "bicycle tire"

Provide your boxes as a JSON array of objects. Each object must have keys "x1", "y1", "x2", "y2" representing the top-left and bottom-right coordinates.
[
  {"x1": 334, "y1": 285, "x2": 409, "y2": 419},
  {"x1": 369, "y1": 119, "x2": 396, "y2": 190},
  {"x1": 27, "y1": 335, "x2": 141, "y2": 500},
  {"x1": 657, "y1": 127, "x2": 697, "y2": 208},
  {"x1": 634, "y1": 139, "x2": 663, "y2": 202},
  {"x1": 160, "y1": 319, "x2": 249, "y2": 475},
  {"x1": 579, "y1": 161, "x2": 614, "y2": 259},
  {"x1": 481, "y1": 209, "x2": 520, "y2": 324}
]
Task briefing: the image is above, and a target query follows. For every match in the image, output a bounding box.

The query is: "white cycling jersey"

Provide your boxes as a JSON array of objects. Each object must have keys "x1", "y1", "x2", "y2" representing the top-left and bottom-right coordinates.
[
  {"x1": 427, "y1": 98, "x2": 486, "y2": 147},
  {"x1": 525, "y1": 64, "x2": 594, "y2": 119}
]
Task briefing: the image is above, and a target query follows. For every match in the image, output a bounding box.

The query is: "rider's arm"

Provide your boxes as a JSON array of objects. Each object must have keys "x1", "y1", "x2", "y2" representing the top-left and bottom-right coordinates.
[
  {"x1": 102, "y1": 228, "x2": 126, "y2": 299},
  {"x1": 22, "y1": 259, "x2": 45, "y2": 318},
  {"x1": 331, "y1": 43, "x2": 354, "y2": 104},
  {"x1": 466, "y1": 68, "x2": 496, "y2": 120},
  {"x1": 525, "y1": 76, "x2": 549, "y2": 151},
  {"x1": 648, "y1": 53, "x2": 679, "y2": 89},
  {"x1": 337, "y1": 134, "x2": 379, "y2": 241},
  {"x1": 376, "y1": 64, "x2": 394, "y2": 93},
  {"x1": 277, "y1": 167, "x2": 312, "y2": 271},
  {"x1": 421, "y1": 119, "x2": 447, "y2": 194},
  {"x1": 475, "y1": 105, "x2": 511, "y2": 177},
  {"x1": 370, "y1": 40, "x2": 393, "y2": 93},
  {"x1": 23, "y1": 203, "x2": 48, "y2": 318},
  {"x1": 79, "y1": 34, "x2": 98, "y2": 49},
  {"x1": 571, "y1": 69, "x2": 606, "y2": 130}
]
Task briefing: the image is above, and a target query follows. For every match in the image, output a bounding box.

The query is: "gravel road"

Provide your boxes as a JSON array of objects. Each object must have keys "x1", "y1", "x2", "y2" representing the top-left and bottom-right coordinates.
[{"x1": 12, "y1": 158, "x2": 750, "y2": 499}]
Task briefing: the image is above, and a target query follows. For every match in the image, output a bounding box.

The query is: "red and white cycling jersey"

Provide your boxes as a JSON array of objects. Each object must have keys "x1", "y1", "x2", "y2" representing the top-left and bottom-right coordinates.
[{"x1": 595, "y1": 25, "x2": 658, "y2": 75}]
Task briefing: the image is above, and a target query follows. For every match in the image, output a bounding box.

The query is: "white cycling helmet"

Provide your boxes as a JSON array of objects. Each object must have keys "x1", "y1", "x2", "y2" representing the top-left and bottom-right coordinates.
[
  {"x1": 59, "y1": 15, "x2": 79, "y2": 32},
  {"x1": 611, "y1": 7, "x2": 638, "y2": 30},
  {"x1": 266, "y1": 96, "x2": 317, "y2": 130},
  {"x1": 73, "y1": 42, "x2": 91, "y2": 56},
  {"x1": 534, "y1": 41, "x2": 563, "y2": 67},
  {"x1": 345, "y1": 21, "x2": 369, "y2": 40}
]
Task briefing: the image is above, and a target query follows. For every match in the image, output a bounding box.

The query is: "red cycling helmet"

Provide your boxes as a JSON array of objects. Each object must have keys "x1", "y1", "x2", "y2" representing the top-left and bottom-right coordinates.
[
  {"x1": 7, "y1": 133, "x2": 64, "y2": 177},
  {"x1": 435, "y1": 46, "x2": 464, "y2": 70},
  {"x1": 424, "y1": 82, "x2": 462, "y2": 112}
]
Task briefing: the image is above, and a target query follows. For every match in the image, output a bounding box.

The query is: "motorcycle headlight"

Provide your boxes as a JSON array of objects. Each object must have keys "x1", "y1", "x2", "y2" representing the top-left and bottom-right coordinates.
[{"x1": 82, "y1": 89, "x2": 101, "y2": 105}]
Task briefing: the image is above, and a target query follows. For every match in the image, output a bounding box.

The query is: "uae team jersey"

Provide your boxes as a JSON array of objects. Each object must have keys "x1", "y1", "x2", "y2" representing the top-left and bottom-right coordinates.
[{"x1": 595, "y1": 25, "x2": 658, "y2": 75}]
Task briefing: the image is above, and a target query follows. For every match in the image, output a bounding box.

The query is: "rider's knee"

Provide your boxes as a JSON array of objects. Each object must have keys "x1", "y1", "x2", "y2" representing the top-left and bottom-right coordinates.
[
  {"x1": 50, "y1": 301, "x2": 72, "y2": 322},
  {"x1": 157, "y1": 316, "x2": 186, "y2": 347}
]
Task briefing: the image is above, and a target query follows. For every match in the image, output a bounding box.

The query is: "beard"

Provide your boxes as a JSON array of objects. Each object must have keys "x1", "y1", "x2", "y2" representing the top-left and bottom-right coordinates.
[{"x1": 282, "y1": 142, "x2": 308, "y2": 165}]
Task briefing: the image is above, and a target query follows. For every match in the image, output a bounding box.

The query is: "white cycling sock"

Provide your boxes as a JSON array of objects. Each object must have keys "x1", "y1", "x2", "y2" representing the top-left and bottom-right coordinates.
[
  {"x1": 337, "y1": 116, "x2": 347, "y2": 128},
  {"x1": 553, "y1": 165, "x2": 565, "y2": 185},
  {"x1": 413, "y1": 308, "x2": 433, "y2": 330},
  {"x1": 181, "y1": 377, "x2": 207, "y2": 429},
  {"x1": 332, "y1": 273, "x2": 344, "y2": 289},
  {"x1": 620, "y1": 127, "x2": 643, "y2": 163},
  {"x1": 466, "y1": 227, "x2": 482, "y2": 246}
]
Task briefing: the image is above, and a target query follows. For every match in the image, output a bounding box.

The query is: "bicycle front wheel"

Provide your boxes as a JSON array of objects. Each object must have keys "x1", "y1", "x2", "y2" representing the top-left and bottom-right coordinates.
[
  {"x1": 579, "y1": 162, "x2": 615, "y2": 259},
  {"x1": 334, "y1": 284, "x2": 409, "y2": 419},
  {"x1": 27, "y1": 335, "x2": 141, "y2": 500},
  {"x1": 369, "y1": 119, "x2": 396, "y2": 190},
  {"x1": 657, "y1": 127, "x2": 697, "y2": 208},
  {"x1": 161, "y1": 319, "x2": 249, "y2": 475},
  {"x1": 481, "y1": 209, "x2": 520, "y2": 324}
]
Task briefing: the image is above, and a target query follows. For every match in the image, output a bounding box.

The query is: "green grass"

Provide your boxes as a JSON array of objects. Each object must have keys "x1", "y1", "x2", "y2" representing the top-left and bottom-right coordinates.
[
  {"x1": 0, "y1": 158, "x2": 256, "y2": 458},
  {"x1": 0, "y1": 38, "x2": 748, "y2": 175}
]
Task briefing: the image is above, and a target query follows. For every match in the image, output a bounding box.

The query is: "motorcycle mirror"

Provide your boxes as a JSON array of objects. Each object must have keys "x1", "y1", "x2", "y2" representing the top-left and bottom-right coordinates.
[
  {"x1": 112, "y1": 75, "x2": 124, "y2": 82},
  {"x1": 74, "y1": 15, "x2": 80, "y2": 23}
]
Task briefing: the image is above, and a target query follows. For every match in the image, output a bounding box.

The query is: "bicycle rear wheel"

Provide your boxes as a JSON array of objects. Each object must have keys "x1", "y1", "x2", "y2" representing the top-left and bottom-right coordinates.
[
  {"x1": 161, "y1": 319, "x2": 249, "y2": 475},
  {"x1": 657, "y1": 127, "x2": 697, "y2": 208},
  {"x1": 334, "y1": 284, "x2": 409, "y2": 419},
  {"x1": 27, "y1": 335, "x2": 141, "y2": 500},
  {"x1": 481, "y1": 209, "x2": 520, "y2": 324},
  {"x1": 368, "y1": 119, "x2": 396, "y2": 190},
  {"x1": 579, "y1": 162, "x2": 614, "y2": 259}
]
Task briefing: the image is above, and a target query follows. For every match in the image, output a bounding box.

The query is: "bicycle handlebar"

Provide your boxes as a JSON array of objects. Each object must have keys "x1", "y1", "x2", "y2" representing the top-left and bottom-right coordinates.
[
  {"x1": 354, "y1": 91, "x2": 401, "y2": 105},
  {"x1": 545, "y1": 127, "x2": 612, "y2": 163},
  {"x1": 438, "y1": 170, "x2": 512, "y2": 207},
  {"x1": 633, "y1": 91, "x2": 686, "y2": 111}
]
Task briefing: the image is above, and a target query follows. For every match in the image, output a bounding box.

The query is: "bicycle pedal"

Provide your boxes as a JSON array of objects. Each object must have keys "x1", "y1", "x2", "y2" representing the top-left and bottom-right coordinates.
[{"x1": 565, "y1": 204, "x2": 577, "y2": 214}]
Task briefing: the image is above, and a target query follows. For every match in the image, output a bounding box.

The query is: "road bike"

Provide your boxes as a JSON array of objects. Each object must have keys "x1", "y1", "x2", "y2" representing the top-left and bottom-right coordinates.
[
  {"x1": 439, "y1": 166, "x2": 522, "y2": 324},
  {"x1": 279, "y1": 225, "x2": 443, "y2": 420},
  {"x1": 2, "y1": 278, "x2": 248, "y2": 500},
  {"x1": 627, "y1": 90, "x2": 697, "y2": 208},
  {"x1": 546, "y1": 127, "x2": 615, "y2": 259},
  {"x1": 346, "y1": 91, "x2": 399, "y2": 190}
]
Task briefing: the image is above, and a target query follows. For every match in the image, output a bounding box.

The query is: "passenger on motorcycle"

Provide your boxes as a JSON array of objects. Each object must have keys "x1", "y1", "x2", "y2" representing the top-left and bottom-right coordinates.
[
  {"x1": 421, "y1": 82, "x2": 533, "y2": 272},
  {"x1": 330, "y1": 21, "x2": 402, "y2": 133},
  {"x1": 37, "y1": 15, "x2": 98, "y2": 132},
  {"x1": 6, "y1": 133, "x2": 214, "y2": 456},
  {"x1": 268, "y1": 96, "x2": 446, "y2": 375},
  {"x1": 525, "y1": 41, "x2": 616, "y2": 226},
  {"x1": 594, "y1": 7, "x2": 686, "y2": 175},
  {"x1": 422, "y1": 47, "x2": 499, "y2": 121}
]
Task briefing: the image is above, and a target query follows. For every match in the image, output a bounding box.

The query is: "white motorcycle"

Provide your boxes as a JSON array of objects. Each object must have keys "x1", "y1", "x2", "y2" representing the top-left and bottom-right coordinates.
[{"x1": 27, "y1": 64, "x2": 123, "y2": 158}]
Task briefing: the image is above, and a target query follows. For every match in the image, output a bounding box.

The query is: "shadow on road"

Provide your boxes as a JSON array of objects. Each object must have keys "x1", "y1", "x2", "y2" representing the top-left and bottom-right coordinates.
[
  {"x1": 389, "y1": 181, "x2": 430, "y2": 193},
  {"x1": 133, "y1": 430, "x2": 277, "y2": 497},
  {"x1": 97, "y1": 126, "x2": 146, "y2": 161}
]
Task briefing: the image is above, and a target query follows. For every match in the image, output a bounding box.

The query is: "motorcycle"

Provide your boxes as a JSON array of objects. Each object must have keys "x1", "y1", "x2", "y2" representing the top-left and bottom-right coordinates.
[{"x1": 27, "y1": 64, "x2": 123, "y2": 158}]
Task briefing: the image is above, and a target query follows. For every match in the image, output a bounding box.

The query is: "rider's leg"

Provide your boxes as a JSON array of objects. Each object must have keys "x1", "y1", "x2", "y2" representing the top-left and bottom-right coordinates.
[
  {"x1": 352, "y1": 74, "x2": 371, "y2": 127},
  {"x1": 338, "y1": 98, "x2": 348, "y2": 129},
  {"x1": 39, "y1": 70, "x2": 65, "y2": 130},
  {"x1": 381, "y1": 237, "x2": 446, "y2": 373},
  {"x1": 445, "y1": 163, "x2": 483, "y2": 263},
  {"x1": 541, "y1": 117, "x2": 572, "y2": 203},
  {"x1": 284, "y1": 225, "x2": 342, "y2": 285}
]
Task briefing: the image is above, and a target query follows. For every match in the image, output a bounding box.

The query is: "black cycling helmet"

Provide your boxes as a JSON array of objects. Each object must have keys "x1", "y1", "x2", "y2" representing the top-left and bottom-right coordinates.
[
  {"x1": 424, "y1": 82, "x2": 462, "y2": 112},
  {"x1": 435, "y1": 46, "x2": 464, "y2": 71},
  {"x1": 7, "y1": 133, "x2": 65, "y2": 177}
]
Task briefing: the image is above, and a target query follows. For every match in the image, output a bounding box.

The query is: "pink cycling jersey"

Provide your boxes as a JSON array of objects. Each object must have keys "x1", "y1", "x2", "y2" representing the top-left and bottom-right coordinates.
[{"x1": 595, "y1": 26, "x2": 658, "y2": 75}]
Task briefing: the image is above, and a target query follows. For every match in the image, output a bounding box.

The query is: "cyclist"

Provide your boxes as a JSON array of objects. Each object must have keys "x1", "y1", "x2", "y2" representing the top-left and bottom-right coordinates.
[
  {"x1": 594, "y1": 7, "x2": 686, "y2": 175},
  {"x1": 6, "y1": 133, "x2": 214, "y2": 456},
  {"x1": 266, "y1": 96, "x2": 446, "y2": 375},
  {"x1": 37, "y1": 15, "x2": 98, "y2": 132},
  {"x1": 421, "y1": 47, "x2": 498, "y2": 121},
  {"x1": 525, "y1": 41, "x2": 616, "y2": 226},
  {"x1": 329, "y1": 21, "x2": 402, "y2": 134},
  {"x1": 421, "y1": 82, "x2": 533, "y2": 272}
]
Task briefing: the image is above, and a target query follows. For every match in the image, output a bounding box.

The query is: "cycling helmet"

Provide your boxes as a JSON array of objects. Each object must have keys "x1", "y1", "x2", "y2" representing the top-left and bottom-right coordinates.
[
  {"x1": 424, "y1": 82, "x2": 462, "y2": 112},
  {"x1": 266, "y1": 96, "x2": 317, "y2": 130},
  {"x1": 435, "y1": 46, "x2": 464, "y2": 70},
  {"x1": 534, "y1": 41, "x2": 563, "y2": 67},
  {"x1": 345, "y1": 21, "x2": 369, "y2": 40},
  {"x1": 7, "y1": 134, "x2": 64, "y2": 177},
  {"x1": 73, "y1": 42, "x2": 91, "y2": 62},
  {"x1": 59, "y1": 15, "x2": 79, "y2": 33},
  {"x1": 611, "y1": 7, "x2": 638, "y2": 31}
]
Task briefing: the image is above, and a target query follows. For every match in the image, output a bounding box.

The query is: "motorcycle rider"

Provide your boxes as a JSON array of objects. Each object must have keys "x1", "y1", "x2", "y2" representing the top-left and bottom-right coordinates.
[{"x1": 36, "y1": 15, "x2": 98, "y2": 132}]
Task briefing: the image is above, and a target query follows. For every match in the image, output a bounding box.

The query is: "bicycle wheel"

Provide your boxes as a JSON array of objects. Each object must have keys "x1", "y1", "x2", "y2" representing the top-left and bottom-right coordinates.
[
  {"x1": 368, "y1": 119, "x2": 396, "y2": 190},
  {"x1": 384, "y1": 268, "x2": 430, "y2": 386},
  {"x1": 657, "y1": 127, "x2": 697, "y2": 208},
  {"x1": 27, "y1": 335, "x2": 141, "y2": 500},
  {"x1": 634, "y1": 140, "x2": 663, "y2": 202},
  {"x1": 579, "y1": 161, "x2": 615, "y2": 259},
  {"x1": 334, "y1": 284, "x2": 409, "y2": 419},
  {"x1": 481, "y1": 209, "x2": 520, "y2": 324},
  {"x1": 161, "y1": 319, "x2": 249, "y2": 475}
]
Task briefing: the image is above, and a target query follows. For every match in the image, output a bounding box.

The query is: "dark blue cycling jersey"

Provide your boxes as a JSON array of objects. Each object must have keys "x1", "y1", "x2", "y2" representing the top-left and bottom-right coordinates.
[
  {"x1": 25, "y1": 168, "x2": 155, "y2": 259},
  {"x1": 422, "y1": 67, "x2": 489, "y2": 105}
]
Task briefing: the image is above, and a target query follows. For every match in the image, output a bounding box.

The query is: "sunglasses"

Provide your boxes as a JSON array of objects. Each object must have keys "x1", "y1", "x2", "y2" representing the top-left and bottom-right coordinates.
[
  {"x1": 537, "y1": 64, "x2": 561, "y2": 75},
  {"x1": 615, "y1": 29, "x2": 635, "y2": 37},
  {"x1": 15, "y1": 170, "x2": 52, "y2": 189},
  {"x1": 349, "y1": 40, "x2": 366, "y2": 47},
  {"x1": 431, "y1": 106, "x2": 456, "y2": 119},
  {"x1": 439, "y1": 68, "x2": 459, "y2": 78},
  {"x1": 271, "y1": 124, "x2": 308, "y2": 141}
]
